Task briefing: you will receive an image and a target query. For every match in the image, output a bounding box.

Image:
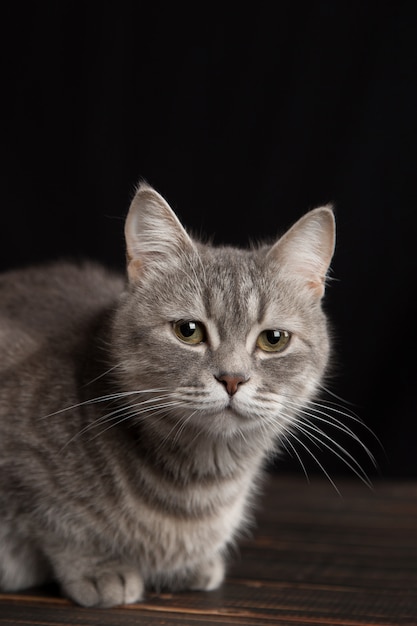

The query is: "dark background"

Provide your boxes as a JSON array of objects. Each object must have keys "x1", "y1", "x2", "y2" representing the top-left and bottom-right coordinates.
[{"x1": 2, "y1": 4, "x2": 417, "y2": 479}]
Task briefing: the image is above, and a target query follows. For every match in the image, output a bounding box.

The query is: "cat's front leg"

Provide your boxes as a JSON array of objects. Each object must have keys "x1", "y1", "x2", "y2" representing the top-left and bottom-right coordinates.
[
  {"x1": 63, "y1": 563, "x2": 143, "y2": 608},
  {"x1": 0, "y1": 523, "x2": 52, "y2": 592},
  {"x1": 187, "y1": 553, "x2": 226, "y2": 592},
  {"x1": 50, "y1": 552, "x2": 144, "y2": 608}
]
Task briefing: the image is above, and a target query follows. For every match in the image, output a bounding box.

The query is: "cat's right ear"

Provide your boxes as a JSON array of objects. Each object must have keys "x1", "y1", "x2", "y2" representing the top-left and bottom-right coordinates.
[
  {"x1": 267, "y1": 205, "x2": 336, "y2": 298},
  {"x1": 124, "y1": 183, "x2": 196, "y2": 282}
]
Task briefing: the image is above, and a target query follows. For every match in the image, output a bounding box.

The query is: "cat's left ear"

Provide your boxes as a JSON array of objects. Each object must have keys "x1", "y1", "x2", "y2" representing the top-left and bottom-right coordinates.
[
  {"x1": 124, "y1": 183, "x2": 197, "y2": 281},
  {"x1": 267, "y1": 206, "x2": 336, "y2": 298}
]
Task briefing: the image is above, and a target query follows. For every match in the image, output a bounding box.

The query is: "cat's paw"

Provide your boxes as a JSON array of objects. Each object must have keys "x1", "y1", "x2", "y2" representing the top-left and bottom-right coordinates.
[
  {"x1": 62, "y1": 564, "x2": 144, "y2": 608},
  {"x1": 189, "y1": 555, "x2": 225, "y2": 592}
]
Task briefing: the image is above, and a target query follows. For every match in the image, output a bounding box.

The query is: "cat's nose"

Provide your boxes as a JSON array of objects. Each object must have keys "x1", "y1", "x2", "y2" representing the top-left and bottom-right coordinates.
[{"x1": 215, "y1": 373, "x2": 248, "y2": 396}]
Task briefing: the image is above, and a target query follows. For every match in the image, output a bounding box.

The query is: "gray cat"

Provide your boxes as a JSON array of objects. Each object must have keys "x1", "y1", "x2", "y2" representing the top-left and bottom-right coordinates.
[{"x1": 0, "y1": 182, "x2": 338, "y2": 608}]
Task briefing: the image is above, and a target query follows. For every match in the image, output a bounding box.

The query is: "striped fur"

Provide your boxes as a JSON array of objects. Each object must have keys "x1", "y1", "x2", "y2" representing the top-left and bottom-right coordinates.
[{"x1": 0, "y1": 184, "x2": 335, "y2": 607}]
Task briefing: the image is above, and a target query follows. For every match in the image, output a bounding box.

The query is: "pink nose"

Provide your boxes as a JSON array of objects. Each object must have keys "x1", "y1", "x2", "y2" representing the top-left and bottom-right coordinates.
[{"x1": 215, "y1": 374, "x2": 247, "y2": 396}]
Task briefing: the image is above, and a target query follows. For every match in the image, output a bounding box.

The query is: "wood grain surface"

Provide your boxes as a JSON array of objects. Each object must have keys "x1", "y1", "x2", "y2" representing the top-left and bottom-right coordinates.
[{"x1": 1, "y1": 474, "x2": 416, "y2": 625}]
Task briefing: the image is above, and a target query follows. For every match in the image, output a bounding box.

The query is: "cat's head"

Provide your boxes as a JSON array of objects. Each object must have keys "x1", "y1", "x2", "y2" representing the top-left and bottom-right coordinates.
[{"x1": 112, "y1": 183, "x2": 335, "y2": 448}]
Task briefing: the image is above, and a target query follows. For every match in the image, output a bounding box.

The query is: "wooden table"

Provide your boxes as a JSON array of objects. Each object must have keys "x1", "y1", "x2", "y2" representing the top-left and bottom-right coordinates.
[{"x1": 1, "y1": 474, "x2": 416, "y2": 625}]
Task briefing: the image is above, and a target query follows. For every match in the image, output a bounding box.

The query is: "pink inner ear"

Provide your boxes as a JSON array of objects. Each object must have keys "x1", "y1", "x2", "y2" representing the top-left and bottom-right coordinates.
[
  {"x1": 266, "y1": 206, "x2": 335, "y2": 298},
  {"x1": 124, "y1": 184, "x2": 198, "y2": 278},
  {"x1": 127, "y1": 258, "x2": 144, "y2": 282},
  {"x1": 307, "y1": 278, "x2": 325, "y2": 297}
]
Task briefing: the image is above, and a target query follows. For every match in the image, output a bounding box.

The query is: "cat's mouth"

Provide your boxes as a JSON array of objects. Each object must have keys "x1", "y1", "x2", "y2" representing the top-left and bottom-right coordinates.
[
  {"x1": 220, "y1": 399, "x2": 251, "y2": 421},
  {"x1": 195, "y1": 400, "x2": 244, "y2": 421},
  {"x1": 183, "y1": 393, "x2": 253, "y2": 423}
]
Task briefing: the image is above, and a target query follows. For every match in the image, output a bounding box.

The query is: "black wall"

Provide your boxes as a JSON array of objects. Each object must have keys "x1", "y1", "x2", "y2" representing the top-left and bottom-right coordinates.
[{"x1": 3, "y1": 4, "x2": 417, "y2": 479}]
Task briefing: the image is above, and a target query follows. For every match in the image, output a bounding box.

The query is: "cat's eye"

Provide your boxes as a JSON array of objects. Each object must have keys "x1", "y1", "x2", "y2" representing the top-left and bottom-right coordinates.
[
  {"x1": 256, "y1": 329, "x2": 291, "y2": 353},
  {"x1": 173, "y1": 320, "x2": 206, "y2": 345}
]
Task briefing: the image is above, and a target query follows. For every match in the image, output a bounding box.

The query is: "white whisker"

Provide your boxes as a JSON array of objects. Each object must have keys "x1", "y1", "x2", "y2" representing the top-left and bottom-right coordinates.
[
  {"x1": 82, "y1": 362, "x2": 125, "y2": 387},
  {"x1": 253, "y1": 391, "x2": 376, "y2": 492},
  {"x1": 282, "y1": 426, "x2": 342, "y2": 495},
  {"x1": 288, "y1": 415, "x2": 373, "y2": 489},
  {"x1": 280, "y1": 432, "x2": 311, "y2": 484},
  {"x1": 59, "y1": 394, "x2": 180, "y2": 450},
  {"x1": 154, "y1": 409, "x2": 198, "y2": 453},
  {"x1": 38, "y1": 388, "x2": 171, "y2": 421},
  {"x1": 87, "y1": 402, "x2": 183, "y2": 443},
  {"x1": 284, "y1": 399, "x2": 377, "y2": 466}
]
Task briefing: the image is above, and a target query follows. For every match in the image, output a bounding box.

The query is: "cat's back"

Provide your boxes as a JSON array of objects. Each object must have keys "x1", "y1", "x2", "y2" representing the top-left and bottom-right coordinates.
[{"x1": 0, "y1": 261, "x2": 124, "y2": 364}]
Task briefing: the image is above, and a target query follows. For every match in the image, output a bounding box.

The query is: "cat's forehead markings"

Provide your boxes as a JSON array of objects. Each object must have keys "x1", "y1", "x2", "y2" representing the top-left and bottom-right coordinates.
[
  {"x1": 205, "y1": 319, "x2": 221, "y2": 350},
  {"x1": 203, "y1": 261, "x2": 261, "y2": 318},
  {"x1": 246, "y1": 327, "x2": 258, "y2": 354},
  {"x1": 245, "y1": 289, "x2": 261, "y2": 322}
]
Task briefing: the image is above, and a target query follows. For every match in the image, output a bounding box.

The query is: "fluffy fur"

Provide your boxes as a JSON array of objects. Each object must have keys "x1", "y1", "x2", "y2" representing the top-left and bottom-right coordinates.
[{"x1": 0, "y1": 183, "x2": 342, "y2": 607}]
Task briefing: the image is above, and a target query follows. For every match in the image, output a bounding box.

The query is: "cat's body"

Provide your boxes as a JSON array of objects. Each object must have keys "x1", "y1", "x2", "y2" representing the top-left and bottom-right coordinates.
[{"x1": 0, "y1": 184, "x2": 336, "y2": 607}]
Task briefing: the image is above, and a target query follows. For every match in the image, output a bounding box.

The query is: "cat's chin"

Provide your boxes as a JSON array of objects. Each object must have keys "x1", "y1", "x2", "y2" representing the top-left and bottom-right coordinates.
[
  {"x1": 218, "y1": 406, "x2": 247, "y2": 421},
  {"x1": 210, "y1": 395, "x2": 257, "y2": 421},
  {"x1": 222, "y1": 398, "x2": 257, "y2": 421},
  {"x1": 198, "y1": 405, "x2": 255, "y2": 438}
]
